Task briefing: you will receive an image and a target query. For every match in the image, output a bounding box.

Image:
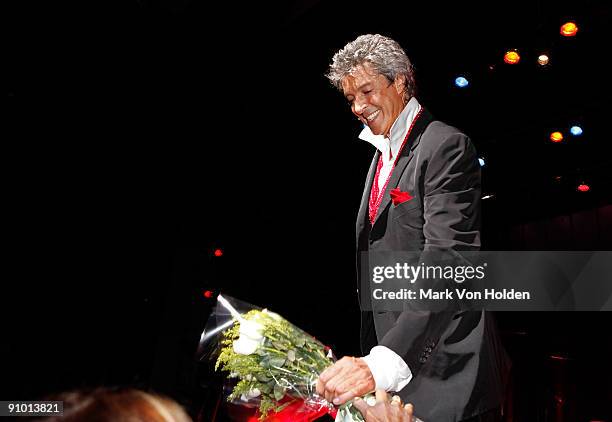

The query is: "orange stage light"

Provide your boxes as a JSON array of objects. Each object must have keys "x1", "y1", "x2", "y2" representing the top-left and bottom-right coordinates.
[
  {"x1": 504, "y1": 50, "x2": 520, "y2": 64},
  {"x1": 550, "y1": 131, "x2": 564, "y2": 142},
  {"x1": 560, "y1": 22, "x2": 578, "y2": 37}
]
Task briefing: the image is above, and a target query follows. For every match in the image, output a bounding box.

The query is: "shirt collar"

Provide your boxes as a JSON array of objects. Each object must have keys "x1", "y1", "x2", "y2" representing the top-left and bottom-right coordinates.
[{"x1": 358, "y1": 97, "x2": 422, "y2": 161}]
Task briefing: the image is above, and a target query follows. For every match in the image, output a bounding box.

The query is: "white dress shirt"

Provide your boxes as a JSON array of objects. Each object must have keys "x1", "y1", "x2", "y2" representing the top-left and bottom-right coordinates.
[
  {"x1": 358, "y1": 97, "x2": 422, "y2": 392},
  {"x1": 359, "y1": 96, "x2": 422, "y2": 193}
]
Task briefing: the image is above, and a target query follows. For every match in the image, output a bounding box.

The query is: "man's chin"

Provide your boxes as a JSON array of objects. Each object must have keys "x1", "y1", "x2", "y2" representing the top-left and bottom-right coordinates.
[{"x1": 368, "y1": 126, "x2": 384, "y2": 135}]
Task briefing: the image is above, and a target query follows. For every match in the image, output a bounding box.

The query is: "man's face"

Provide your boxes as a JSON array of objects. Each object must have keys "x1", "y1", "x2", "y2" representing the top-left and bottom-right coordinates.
[{"x1": 341, "y1": 63, "x2": 406, "y2": 137}]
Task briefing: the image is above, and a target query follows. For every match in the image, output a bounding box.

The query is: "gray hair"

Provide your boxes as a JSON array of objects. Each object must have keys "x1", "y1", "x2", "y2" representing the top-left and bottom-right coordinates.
[{"x1": 326, "y1": 34, "x2": 416, "y2": 100}]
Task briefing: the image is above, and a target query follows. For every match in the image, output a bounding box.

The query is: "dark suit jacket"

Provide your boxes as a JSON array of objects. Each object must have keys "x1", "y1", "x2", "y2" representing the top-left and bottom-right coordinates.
[{"x1": 356, "y1": 108, "x2": 510, "y2": 421}]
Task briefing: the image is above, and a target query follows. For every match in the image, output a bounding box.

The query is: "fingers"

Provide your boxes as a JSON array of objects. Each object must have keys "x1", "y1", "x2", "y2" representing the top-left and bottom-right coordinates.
[
  {"x1": 375, "y1": 389, "x2": 388, "y2": 403},
  {"x1": 315, "y1": 377, "x2": 324, "y2": 397},
  {"x1": 319, "y1": 361, "x2": 342, "y2": 384},
  {"x1": 390, "y1": 395, "x2": 402, "y2": 406},
  {"x1": 333, "y1": 378, "x2": 371, "y2": 405},
  {"x1": 352, "y1": 396, "x2": 368, "y2": 415},
  {"x1": 319, "y1": 356, "x2": 354, "y2": 389},
  {"x1": 318, "y1": 356, "x2": 375, "y2": 405},
  {"x1": 353, "y1": 391, "x2": 416, "y2": 422},
  {"x1": 322, "y1": 371, "x2": 349, "y2": 402},
  {"x1": 334, "y1": 387, "x2": 359, "y2": 405},
  {"x1": 324, "y1": 377, "x2": 341, "y2": 403},
  {"x1": 333, "y1": 381, "x2": 355, "y2": 405},
  {"x1": 404, "y1": 403, "x2": 414, "y2": 421},
  {"x1": 317, "y1": 360, "x2": 344, "y2": 401}
]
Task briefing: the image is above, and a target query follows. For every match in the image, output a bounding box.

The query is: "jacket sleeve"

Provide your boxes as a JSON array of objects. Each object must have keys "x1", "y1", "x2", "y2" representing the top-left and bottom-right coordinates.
[{"x1": 378, "y1": 131, "x2": 482, "y2": 377}]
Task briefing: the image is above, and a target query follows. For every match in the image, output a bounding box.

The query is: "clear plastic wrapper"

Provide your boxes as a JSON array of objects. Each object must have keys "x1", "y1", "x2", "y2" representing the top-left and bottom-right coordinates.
[{"x1": 197, "y1": 294, "x2": 365, "y2": 421}]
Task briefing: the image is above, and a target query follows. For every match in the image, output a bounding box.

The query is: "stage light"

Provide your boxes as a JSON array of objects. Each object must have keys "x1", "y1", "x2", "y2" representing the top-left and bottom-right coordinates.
[
  {"x1": 577, "y1": 183, "x2": 590, "y2": 192},
  {"x1": 482, "y1": 194, "x2": 495, "y2": 200},
  {"x1": 570, "y1": 125, "x2": 583, "y2": 136},
  {"x1": 550, "y1": 354, "x2": 569, "y2": 361},
  {"x1": 214, "y1": 248, "x2": 223, "y2": 257},
  {"x1": 550, "y1": 131, "x2": 564, "y2": 142},
  {"x1": 203, "y1": 290, "x2": 214, "y2": 298},
  {"x1": 478, "y1": 157, "x2": 485, "y2": 167},
  {"x1": 504, "y1": 50, "x2": 520, "y2": 64},
  {"x1": 560, "y1": 22, "x2": 578, "y2": 37},
  {"x1": 537, "y1": 54, "x2": 549, "y2": 65},
  {"x1": 455, "y1": 76, "x2": 469, "y2": 88}
]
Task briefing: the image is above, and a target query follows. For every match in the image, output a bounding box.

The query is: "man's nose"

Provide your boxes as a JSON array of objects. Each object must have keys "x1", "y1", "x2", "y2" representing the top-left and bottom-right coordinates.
[{"x1": 353, "y1": 97, "x2": 367, "y2": 115}]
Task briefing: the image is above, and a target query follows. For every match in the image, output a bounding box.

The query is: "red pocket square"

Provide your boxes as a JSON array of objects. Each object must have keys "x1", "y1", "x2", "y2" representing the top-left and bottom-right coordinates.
[{"x1": 390, "y1": 188, "x2": 413, "y2": 205}]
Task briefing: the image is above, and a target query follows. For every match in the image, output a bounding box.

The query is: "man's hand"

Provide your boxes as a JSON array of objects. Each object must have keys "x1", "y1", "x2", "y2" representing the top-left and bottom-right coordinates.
[
  {"x1": 353, "y1": 389, "x2": 415, "y2": 422},
  {"x1": 316, "y1": 356, "x2": 375, "y2": 405}
]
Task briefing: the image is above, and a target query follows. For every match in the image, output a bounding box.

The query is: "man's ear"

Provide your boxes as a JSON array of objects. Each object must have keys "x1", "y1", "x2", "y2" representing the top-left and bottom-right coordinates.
[{"x1": 394, "y1": 75, "x2": 406, "y2": 95}]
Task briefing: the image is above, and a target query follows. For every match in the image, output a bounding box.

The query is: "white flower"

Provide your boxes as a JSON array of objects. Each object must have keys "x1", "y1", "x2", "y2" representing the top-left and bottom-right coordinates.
[
  {"x1": 247, "y1": 388, "x2": 261, "y2": 398},
  {"x1": 262, "y1": 309, "x2": 282, "y2": 321},
  {"x1": 233, "y1": 335, "x2": 261, "y2": 355},
  {"x1": 239, "y1": 319, "x2": 264, "y2": 341},
  {"x1": 233, "y1": 319, "x2": 265, "y2": 355}
]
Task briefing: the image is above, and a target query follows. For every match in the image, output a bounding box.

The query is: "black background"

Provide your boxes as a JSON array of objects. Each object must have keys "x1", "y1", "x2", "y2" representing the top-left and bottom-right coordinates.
[{"x1": 5, "y1": 0, "x2": 612, "y2": 420}]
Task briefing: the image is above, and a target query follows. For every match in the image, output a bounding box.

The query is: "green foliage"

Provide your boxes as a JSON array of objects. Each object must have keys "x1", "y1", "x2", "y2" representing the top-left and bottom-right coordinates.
[{"x1": 214, "y1": 309, "x2": 335, "y2": 420}]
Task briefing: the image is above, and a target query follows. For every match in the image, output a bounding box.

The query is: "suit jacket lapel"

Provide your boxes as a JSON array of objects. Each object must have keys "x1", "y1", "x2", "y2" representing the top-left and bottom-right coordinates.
[{"x1": 372, "y1": 108, "x2": 434, "y2": 227}]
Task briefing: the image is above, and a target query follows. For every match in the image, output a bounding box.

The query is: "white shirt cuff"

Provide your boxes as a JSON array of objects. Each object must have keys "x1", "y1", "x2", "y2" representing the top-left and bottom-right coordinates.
[{"x1": 361, "y1": 345, "x2": 413, "y2": 392}]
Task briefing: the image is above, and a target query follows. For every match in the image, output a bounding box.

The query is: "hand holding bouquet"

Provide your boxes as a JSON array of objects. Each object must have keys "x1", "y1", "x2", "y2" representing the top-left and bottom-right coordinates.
[{"x1": 198, "y1": 295, "x2": 367, "y2": 421}]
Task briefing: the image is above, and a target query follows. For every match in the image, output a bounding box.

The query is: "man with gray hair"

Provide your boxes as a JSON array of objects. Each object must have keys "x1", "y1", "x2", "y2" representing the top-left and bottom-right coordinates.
[{"x1": 316, "y1": 34, "x2": 509, "y2": 421}]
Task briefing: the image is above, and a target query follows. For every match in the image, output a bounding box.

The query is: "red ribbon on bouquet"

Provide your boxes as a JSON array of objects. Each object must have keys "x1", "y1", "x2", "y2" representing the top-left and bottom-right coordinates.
[{"x1": 257, "y1": 398, "x2": 336, "y2": 422}]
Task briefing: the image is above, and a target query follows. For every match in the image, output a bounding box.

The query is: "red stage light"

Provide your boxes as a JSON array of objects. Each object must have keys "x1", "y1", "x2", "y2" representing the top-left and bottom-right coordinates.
[
  {"x1": 560, "y1": 22, "x2": 578, "y2": 37},
  {"x1": 550, "y1": 132, "x2": 564, "y2": 142},
  {"x1": 577, "y1": 184, "x2": 590, "y2": 192},
  {"x1": 504, "y1": 50, "x2": 520, "y2": 64},
  {"x1": 550, "y1": 354, "x2": 569, "y2": 361},
  {"x1": 203, "y1": 290, "x2": 214, "y2": 298},
  {"x1": 214, "y1": 248, "x2": 223, "y2": 257}
]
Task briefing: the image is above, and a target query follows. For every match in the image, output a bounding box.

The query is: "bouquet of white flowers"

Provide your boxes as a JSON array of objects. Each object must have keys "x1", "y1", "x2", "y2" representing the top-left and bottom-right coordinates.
[{"x1": 197, "y1": 294, "x2": 366, "y2": 421}]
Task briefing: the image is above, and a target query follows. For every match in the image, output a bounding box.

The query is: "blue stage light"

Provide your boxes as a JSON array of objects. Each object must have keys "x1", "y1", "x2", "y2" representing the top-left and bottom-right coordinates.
[
  {"x1": 570, "y1": 125, "x2": 583, "y2": 136},
  {"x1": 478, "y1": 157, "x2": 485, "y2": 167},
  {"x1": 455, "y1": 76, "x2": 469, "y2": 88}
]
